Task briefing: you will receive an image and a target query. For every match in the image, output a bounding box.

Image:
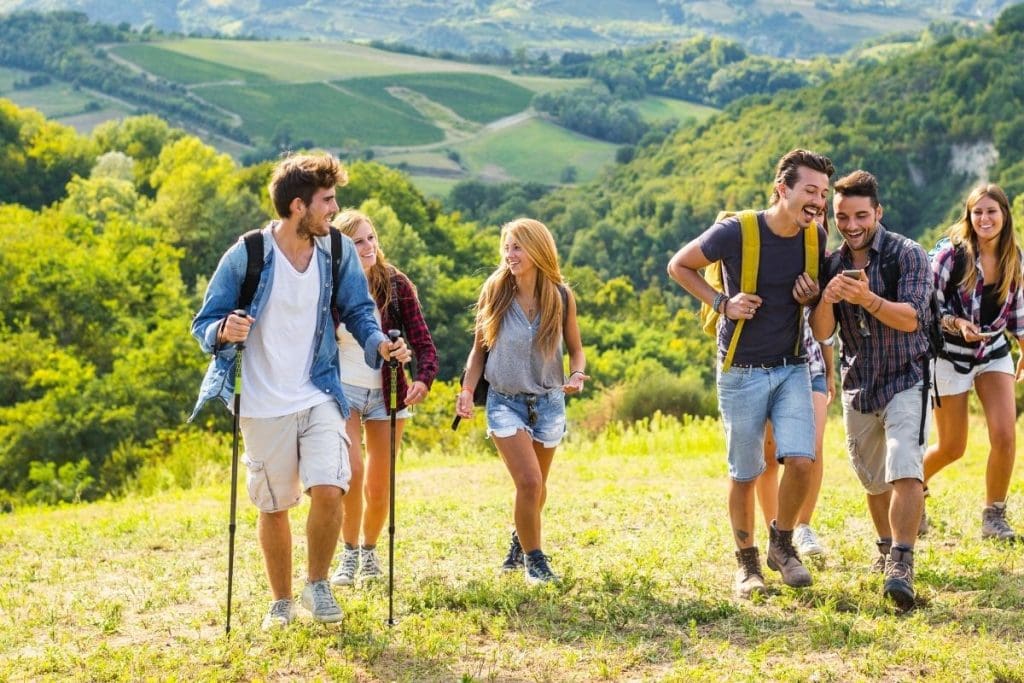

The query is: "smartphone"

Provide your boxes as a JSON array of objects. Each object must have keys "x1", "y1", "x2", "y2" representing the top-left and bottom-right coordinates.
[{"x1": 841, "y1": 269, "x2": 866, "y2": 280}]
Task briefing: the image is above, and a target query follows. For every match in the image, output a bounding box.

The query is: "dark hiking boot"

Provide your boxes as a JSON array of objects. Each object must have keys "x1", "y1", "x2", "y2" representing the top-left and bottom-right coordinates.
[
  {"x1": 982, "y1": 504, "x2": 1018, "y2": 542},
  {"x1": 883, "y1": 547, "x2": 916, "y2": 613},
  {"x1": 524, "y1": 549, "x2": 559, "y2": 585},
  {"x1": 501, "y1": 531, "x2": 525, "y2": 572},
  {"x1": 734, "y1": 547, "x2": 766, "y2": 599},
  {"x1": 766, "y1": 521, "x2": 812, "y2": 587},
  {"x1": 872, "y1": 538, "x2": 892, "y2": 573}
]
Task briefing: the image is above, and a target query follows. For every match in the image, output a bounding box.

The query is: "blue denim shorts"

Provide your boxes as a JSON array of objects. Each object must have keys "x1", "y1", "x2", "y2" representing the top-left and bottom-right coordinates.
[
  {"x1": 716, "y1": 363, "x2": 815, "y2": 481},
  {"x1": 486, "y1": 387, "x2": 566, "y2": 447},
  {"x1": 341, "y1": 382, "x2": 411, "y2": 422},
  {"x1": 810, "y1": 372, "x2": 827, "y2": 395}
]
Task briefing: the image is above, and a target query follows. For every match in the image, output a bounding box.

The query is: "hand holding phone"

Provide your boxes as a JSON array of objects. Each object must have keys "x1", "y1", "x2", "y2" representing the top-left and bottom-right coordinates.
[
  {"x1": 841, "y1": 269, "x2": 866, "y2": 281},
  {"x1": 977, "y1": 328, "x2": 1004, "y2": 338}
]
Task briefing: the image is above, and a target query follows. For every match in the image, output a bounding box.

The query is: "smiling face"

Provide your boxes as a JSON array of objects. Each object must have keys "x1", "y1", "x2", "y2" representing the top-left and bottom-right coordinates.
[
  {"x1": 833, "y1": 193, "x2": 883, "y2": 253},
  {"x1": 296, "y1": 186, "x2": 339, "y2": 238},
  {"x1": 970, "y1": 194, "x2": 1004, "y2": 246},
  {"x1": 503, "y1": 236, "x2": 536, "y2": 278},
  {"x1": 777, "y1": 165, "x2": 830, "y2": 230},
  {"x1": 348, "y1": 219, "x2": 378, "y2": 272}
]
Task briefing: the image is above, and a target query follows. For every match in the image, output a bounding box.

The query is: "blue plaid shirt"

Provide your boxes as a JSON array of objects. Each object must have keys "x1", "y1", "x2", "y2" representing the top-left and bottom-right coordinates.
[{"x1": 825, "y1": 226, "x2": 931, "y2": 412}]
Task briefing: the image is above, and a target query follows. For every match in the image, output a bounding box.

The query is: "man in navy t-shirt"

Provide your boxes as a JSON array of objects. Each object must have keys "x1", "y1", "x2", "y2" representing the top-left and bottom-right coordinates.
[{"x1": 668, "y1": 148, "x2": 831, "y2": 599}]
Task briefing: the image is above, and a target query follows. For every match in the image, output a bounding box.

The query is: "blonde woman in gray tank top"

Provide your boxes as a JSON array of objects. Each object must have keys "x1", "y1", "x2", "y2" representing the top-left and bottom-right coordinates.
[{"x1": 455, "y1": 218, "x2": 589, "y2": 584}]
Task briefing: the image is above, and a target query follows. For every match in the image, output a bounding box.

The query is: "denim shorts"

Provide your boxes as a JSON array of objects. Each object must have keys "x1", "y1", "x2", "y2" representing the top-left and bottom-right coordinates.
[
  {"x1": 486, "y1": 387, "x2": 566, "y2": 448},
  {"x1": 716, "y1": 362, "x2": 815, "y2": 481},
  {"x1": 810, "y1": 373, "x2": 827, "y2": 395},
  {"x1": 341, "y1": 382, "x2": 411, "y2": 422}
]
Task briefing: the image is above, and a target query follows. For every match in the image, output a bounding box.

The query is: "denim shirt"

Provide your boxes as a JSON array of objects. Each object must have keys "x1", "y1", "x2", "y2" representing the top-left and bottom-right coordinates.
[{"x1": 189, "y1": 223, "x2": 388, "y2": 421}]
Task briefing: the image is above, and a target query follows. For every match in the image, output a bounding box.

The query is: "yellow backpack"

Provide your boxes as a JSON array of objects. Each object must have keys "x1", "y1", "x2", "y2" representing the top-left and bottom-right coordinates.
[{"x1": 698, "y1": 210, "x2": 819, "y2": 371}]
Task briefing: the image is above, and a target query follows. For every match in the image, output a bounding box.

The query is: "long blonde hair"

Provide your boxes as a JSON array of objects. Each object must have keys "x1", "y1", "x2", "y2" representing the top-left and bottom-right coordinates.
[
  {"x1": 947, "y1": 184, "x2": 1021, "y2": 303},
  {"x1": 332, "y1": 209, "x2": 408, "y2": 310},
  {"x1": 475, "y1": 218, "x2": 567, "y2": 359}
]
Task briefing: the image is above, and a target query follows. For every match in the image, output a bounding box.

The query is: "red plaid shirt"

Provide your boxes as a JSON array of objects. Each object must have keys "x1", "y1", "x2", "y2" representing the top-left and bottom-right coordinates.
[{"x1": 379, "y1": 271, "x2": 438, "y2": 413}]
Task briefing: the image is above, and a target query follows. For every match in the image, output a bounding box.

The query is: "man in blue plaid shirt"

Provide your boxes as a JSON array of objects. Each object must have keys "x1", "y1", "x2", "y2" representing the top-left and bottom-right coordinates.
[{"x1": 810, "y1": 170, "x2": 932, "y2": 613}]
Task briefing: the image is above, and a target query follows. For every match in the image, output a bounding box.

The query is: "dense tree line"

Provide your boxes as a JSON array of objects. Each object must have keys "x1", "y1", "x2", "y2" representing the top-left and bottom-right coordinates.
[
  {"x1": 526, "y1": 35, "x2": 832, "y2": 107},
  {"x1": 532, "y1": 88, "x2": 649, "y2": 144},
  {"x1": 0, "y1": 11, "x2": 247, "y2": 142}
]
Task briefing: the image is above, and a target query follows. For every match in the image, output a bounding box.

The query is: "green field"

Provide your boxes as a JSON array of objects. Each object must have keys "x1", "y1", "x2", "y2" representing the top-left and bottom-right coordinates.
[
  {"x1": 193, "y1": 81, "x2": 443, "y2": 147},
  {"x1": 2, "y1": 409, "x2": 1022, "y2": 681},
  {"x1": 111, "y1": 44, "x2": 271, "y2": 86},
  {"x1": 453, "y1": 117, "x2": 618, "y2": 185},
  {"x1": 343, "y1": 73, "x2": 533, "y2": 124},
  {"x1": 406, "y1": 174, "x2": 461, "y2": 198},
  {"x1": 0, "y1": 81, "x2": 102, "y2": 118},
  {"x1": 634, "y1": 95, "x2": 719, "y2": 124}
]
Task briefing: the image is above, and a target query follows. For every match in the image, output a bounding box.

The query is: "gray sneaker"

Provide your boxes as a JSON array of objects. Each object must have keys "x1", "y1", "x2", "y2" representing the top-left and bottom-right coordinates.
[
  {"x1": 330, "y1": 547, "x2": 360, "y2": 586},
  {"x1": 766, "y1": 522, "x2": 812, "y2": 587},
  {"x1": 301, "y1": 579, "x2": 344, "y2": 623},
  {"x1": 982, "y1": 504, "x2": 1017, "y2": 541},
  {"x1": 261, "y1": 598, "x2": 294, "y2": 630},
  {"x1": 359, "y1": 547, "x2": 383, "y2": 582},
  {"x1": 524, "y1": 549, "x2": 559, "y2": 585},
  {"x1": 734, "y1": 547, "x2": 766, "y2": 599},
  {"x1": 793, "y1": 524, "x2": 825, "y2": 556},
  {"x1": 883, "y1": 547, "x2": 916, "y2": 612}
]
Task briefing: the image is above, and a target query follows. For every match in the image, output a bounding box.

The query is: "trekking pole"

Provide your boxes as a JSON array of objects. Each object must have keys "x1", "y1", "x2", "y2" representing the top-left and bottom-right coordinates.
[
  {"x1": 226, "y1": 309, "x2": 247, "y2": 636},
  {"x1": 386, "y1": 328, "x2": 401, "y2": 627}
]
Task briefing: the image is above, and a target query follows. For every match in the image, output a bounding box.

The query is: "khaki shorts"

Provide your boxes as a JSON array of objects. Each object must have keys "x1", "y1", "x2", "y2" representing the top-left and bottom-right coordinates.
[
  {"x1": 842, "y1": 383, "x2": 928, "y2": 495},
  {"x1": 240, "y1": 401, "x2": 351, "y2": 513}
]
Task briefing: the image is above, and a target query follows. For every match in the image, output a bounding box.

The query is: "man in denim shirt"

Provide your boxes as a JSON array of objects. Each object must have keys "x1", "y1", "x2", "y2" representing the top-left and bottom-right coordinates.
[
  {"x1": 191, "y1": 153, "x2": 410, "y2": 629},
  {"x1": 811, "y1": 170, "x2": 931, "y2": 612}
]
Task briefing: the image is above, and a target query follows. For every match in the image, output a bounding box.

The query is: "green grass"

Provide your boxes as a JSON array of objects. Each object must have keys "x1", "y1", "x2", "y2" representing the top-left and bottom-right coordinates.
[
  {"x1": 406, "y1": 174, "x2": 461, "y2": 198},
  {"x1": 634, "y1": 95, "x2": 719, "y2": 124},
  {"x1": 453, "y1": 117, "x2": 618, "y2": 185},
  {"x1": 0, "y1": 80, "x2": 101, "y2": 118},
  {"x1": 192, "y1": 81, "x2": 443, "y2": 147},
  {"x1": 2, "y1": 403, "x2": 1021, "y2": 681},
  {"x1": 343, "y1": 73, "x2": 532, "y2": 124},
  {"x1": 111, "y1": 44, "x2": 271, "y2": 86}
]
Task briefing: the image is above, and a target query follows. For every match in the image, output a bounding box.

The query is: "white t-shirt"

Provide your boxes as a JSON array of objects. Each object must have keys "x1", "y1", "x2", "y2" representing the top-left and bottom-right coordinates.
[
  {"x1": 241, "y1": 240, "x2": 327, "y2": 418},
  {"x1": 337, "y1": 304, "x2": 382, "y2": 389}
]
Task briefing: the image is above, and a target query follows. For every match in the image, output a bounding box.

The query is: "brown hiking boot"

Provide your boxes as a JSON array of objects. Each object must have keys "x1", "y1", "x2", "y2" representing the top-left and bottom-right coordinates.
[
  {"x1": 734, "y1": 547, "x2": 766, "y2": 599},
  {"x1": 872, "y1": 538, "x2": 892, "y2": 573},
  {"x1": 883, "y1": 546, "x2": 916, "y2": 612},
  {"x1": 766, "y1": 521, "x2": 812, "y2": 587},
  {"x1": 981, "y1": 504, "x2": 1018, "y2": 542}
]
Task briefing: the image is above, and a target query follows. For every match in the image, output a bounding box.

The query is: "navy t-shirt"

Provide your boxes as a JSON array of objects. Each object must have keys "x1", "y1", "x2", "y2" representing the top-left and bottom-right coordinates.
[{"x1": 698, "y1": 211, "x2": 826, "y2": 365}]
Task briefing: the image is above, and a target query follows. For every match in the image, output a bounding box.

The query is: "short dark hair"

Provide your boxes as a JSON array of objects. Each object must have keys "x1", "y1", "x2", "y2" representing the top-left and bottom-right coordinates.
[
  {"x1": 770, "y1": 148, "x2": 834, "y2": 204},
  {"x1": 834, "y1": 169, "x2": 880, "y2": 207},
  {"x1": 268, "y1": 153, "x2": 347, "y2": 218}
]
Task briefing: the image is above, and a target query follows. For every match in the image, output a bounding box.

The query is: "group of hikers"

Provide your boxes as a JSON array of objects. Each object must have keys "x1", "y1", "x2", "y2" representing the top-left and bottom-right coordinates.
[{"x1": 190, "y1": 147, "x2": 1021, "y2": 630}]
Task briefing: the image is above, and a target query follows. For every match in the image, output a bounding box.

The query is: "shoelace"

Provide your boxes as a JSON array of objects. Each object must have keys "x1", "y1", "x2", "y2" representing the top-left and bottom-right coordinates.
[
  {"x1": 987, "y1": 509, "x2": 1014, "y2": 535},
  {"x1": 362, "y1": 550, "x2": 381, "y2": 574},
  {"x1": 528, "y1": 554, "x2": 555, "y2": 579},
  {"x1": 339, "y1": 550, "x2": 359, "y2": 576},
  {"x1": 505, "y1": 536, "x2": 523, "y2": 565},
  {"x1": 269, "y1": 599, "x2": 291, "y2": 621},
  {"x1": 739, "y1": 552, "x2": 762, "y2": 578},
  {"x1": 311, "y1": 581, "x2": 334, "y2": 607},
  {"x1": 887, "y1": 560, "x2": 913, "y2": 582}
]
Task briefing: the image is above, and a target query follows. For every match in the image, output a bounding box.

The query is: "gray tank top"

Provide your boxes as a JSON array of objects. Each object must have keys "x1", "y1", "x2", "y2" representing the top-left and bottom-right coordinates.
[{"x1": 485, "y1": 301, "x2": 564, "y2": 395}]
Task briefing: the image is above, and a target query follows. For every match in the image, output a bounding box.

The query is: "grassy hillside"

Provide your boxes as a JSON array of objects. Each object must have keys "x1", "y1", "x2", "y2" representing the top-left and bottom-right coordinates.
[{"x1": 2, "y1": 414, "x2": 1022, "y2": 681}]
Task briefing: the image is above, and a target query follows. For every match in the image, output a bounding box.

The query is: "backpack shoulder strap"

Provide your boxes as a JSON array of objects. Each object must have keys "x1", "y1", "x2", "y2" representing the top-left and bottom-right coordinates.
[
  {"x1": 329, "y1": 226, "x2": 343, "y2": 312},
  {"x1": 878, "y1": 230, "x2": 902, "y2": 300},
  {"x1": 804, "y1": 221, "x2": 819, "y2": 279},
  {"x1": 239, "y1": 229, "x2": 264, "y2": 311},
  {"x1": 723, "y1": 210, "x2": 760, "y2": 371},
  {"x1": 738, "y1": 210, "x2": 760, "y2": 294}
]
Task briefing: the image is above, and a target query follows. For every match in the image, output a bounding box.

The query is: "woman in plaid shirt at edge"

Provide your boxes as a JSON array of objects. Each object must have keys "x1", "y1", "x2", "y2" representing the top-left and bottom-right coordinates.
[
  {"x1": 329, "y1": 209, "x2": 439, "y2": 586},
  {"x1": 923, "y1": 184, "x2": 1024, "y2": 542}
]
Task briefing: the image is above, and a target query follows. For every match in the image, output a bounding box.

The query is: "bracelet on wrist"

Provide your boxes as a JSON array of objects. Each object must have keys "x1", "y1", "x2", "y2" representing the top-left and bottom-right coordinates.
[
  {"x1": 569, "y1": 370, "x2": 585, "y2": 379},
  {"x1": 712, "y1": 292, "x2": 728, "y2": 315}
]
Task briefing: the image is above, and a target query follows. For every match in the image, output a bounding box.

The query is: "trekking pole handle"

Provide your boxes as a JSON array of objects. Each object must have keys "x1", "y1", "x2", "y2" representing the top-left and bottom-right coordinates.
[
  {"x1": 387, "y1": 329, "x2": 401, "y2": 368},
  {"x1": 231, "y1": 309, "x2": 248, "y2": 351}
]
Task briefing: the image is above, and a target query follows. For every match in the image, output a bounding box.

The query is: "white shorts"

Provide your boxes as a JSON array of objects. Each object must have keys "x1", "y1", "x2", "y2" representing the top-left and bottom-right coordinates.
[
  {"x1": 934, "y1": 353, "x2": 1014, "y2": 397},
  {"x1": 240, "y1": 401, "x2": 351, "y2": 513}
]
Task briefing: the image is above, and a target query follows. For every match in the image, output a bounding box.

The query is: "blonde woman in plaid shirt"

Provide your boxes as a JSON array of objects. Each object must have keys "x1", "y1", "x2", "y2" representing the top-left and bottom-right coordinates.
[{"x1": 923, "y1": 184, "x2": 1024, "y2": 542}]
